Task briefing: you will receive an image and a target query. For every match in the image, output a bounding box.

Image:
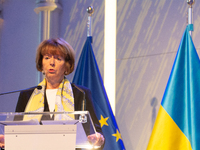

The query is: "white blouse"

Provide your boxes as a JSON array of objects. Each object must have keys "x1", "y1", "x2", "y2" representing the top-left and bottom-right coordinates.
[{"x1": 46, "y1": 89, "x2": 58, "y2": 112}]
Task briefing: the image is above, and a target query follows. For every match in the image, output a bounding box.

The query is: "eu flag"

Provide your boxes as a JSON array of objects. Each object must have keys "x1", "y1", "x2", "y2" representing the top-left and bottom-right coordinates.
[
  {"x1": 147, "y1": 25, "x2": 200, "y2": 150},
  {"x1": 72, "y1": 36, "x2": 126, "y2": 150}
]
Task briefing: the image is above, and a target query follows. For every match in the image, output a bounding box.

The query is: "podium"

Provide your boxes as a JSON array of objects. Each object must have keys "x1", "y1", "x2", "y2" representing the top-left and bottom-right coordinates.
[{"x1": 0, "y1": 111, "x2": 99, "y2": 150}]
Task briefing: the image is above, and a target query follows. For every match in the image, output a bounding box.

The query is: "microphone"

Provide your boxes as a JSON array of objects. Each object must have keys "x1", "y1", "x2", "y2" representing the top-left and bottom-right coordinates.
[
  {"x1": 71, "y1": 83, "x2": 86, "y2": 111},
  {"x1": 0, "y1": 86, "x2": 42, "y2": 96}
]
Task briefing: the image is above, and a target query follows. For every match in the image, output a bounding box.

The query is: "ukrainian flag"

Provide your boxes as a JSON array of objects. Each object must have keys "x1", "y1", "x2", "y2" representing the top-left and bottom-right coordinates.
[{"x1": 147, "y1": 25, "x2": 200, "y2": 150}]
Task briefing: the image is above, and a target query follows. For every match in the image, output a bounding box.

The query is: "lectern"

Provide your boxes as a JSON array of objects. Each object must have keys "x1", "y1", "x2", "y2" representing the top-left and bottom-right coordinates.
[{"x1": 0, "y1": 111, "x2": 99, "y2": 150}]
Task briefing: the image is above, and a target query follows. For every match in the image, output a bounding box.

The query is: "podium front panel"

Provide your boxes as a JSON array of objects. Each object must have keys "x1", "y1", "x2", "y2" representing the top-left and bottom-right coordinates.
[
  {"x1": 5, "y1": 125, "x2": 76, "y2": 150},
  {"x1": 0, "y1": 111, "x2": 98, "y2": 149}
]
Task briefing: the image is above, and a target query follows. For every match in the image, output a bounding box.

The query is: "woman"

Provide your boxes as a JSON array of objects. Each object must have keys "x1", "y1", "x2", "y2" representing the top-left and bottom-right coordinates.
[{"x1": 0, "y1": 38, "x2": 104, "y2": 149}]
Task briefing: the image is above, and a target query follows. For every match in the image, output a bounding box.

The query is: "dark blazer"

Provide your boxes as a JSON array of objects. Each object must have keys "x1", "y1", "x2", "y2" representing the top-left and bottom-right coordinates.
[
  {"x1": 16, "y1": 84, "x2": 102, "y2": 132},
  {"x1": 15, "y1": 84, "x2": 104, "y2": 149}
]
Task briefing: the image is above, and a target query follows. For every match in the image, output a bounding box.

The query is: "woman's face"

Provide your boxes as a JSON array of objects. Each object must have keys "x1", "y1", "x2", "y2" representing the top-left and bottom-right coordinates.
[{"x1": 42, "y1": 52, "x2": 66, "y2": 85}]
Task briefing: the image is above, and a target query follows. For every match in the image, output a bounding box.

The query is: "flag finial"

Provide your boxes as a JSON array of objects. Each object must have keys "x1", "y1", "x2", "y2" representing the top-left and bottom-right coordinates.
[
  {"x1": 86, "y1": 6, "x2": 94, "y2": 37},
  {"x1": 187, "y1": 0, "x2": 195, "y2": 6},
  {"x1": 187, "y1": 0, "x2": 194, "y2": 36},
  {"x1": 87, "y1": 6, "x2": 94, "y2": 16}
]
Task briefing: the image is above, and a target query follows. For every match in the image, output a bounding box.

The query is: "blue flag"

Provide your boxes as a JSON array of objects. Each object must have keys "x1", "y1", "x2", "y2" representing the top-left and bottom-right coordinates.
[
  {"x1": 147, "y1": 25, "x2": 200, "y2": 150},
  {"x1": 72, "y1": 36, "x2": 126, "y2": 150}
]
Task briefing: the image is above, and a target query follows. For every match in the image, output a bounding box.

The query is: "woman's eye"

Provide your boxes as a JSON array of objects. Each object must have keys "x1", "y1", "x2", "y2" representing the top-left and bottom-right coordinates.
[
  {"x1": 44, "y1": 56, "x2": 49, "y2": 59},
  {"x1": 56, "y1": 57, "x2": 63, "y2": 61}
]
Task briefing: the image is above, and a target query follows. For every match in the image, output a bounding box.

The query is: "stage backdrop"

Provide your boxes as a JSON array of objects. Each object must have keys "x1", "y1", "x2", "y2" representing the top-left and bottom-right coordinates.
[{"x1": 0, "y1": 0, "x2": 200, "y2": 150}]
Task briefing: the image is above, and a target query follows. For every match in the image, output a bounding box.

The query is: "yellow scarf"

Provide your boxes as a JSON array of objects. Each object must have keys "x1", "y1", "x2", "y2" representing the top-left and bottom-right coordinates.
[{"x1": 23, "y1": 78, "x2": 74, "y2": 121}]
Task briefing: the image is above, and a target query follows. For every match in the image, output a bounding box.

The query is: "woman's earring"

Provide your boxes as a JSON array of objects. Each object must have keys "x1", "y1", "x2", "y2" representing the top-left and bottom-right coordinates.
[
  {"x1": 42, "y1": 71, "x2": 45, "y2": 75},
  {"x1": 64, "y1": 71, "x2": 67, "y2": 75}
]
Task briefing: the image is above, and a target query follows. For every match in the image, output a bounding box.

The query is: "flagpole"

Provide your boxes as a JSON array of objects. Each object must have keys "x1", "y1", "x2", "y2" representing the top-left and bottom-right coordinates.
[
  {"x1": 187, "y1": 0, "x2": 195, "y2": 36},
  {"x1": 86, "y1": 6, "x2": 94, "y2": 37}
]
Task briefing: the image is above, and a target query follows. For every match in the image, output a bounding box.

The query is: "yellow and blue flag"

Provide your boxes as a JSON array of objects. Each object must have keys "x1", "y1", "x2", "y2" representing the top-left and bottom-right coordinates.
[
  {"x1": 73, "y1": 36, "x2": 125, "y2": 150},
  {"x1": 147, "y1": 25, "x2": 200, "y2": 150}
]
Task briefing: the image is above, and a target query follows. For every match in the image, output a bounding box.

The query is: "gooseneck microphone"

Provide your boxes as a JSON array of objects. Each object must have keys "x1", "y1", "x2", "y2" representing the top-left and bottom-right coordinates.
[
  {"x1": 71, "y1": 83, "x2": 86, "y2": 111},
  {"x1": 0, "y1": 86, "x2": 42, "y2": 96}
]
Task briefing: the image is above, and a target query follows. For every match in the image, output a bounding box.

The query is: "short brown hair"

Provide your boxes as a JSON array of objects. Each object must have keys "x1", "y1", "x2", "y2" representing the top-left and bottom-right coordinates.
[{"x1": 35, "y1": 38, "x2": 75, "y2": 75}]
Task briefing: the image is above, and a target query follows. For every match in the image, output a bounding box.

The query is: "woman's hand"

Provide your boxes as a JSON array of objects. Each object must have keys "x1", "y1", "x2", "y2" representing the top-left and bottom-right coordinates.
[
  {"x1": 0, "y1": 134, "x2": 4, "y2": 148},
  {"x1": 87, "y1": 132, "x2": 105, "y2": 147}
]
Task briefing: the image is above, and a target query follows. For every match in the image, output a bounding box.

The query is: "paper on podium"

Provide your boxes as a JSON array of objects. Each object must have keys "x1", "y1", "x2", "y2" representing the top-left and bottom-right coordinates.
[
  {"x1": 0, "y1": 119, "x2": 40, "y2": 125},
  {"x1": 0, "y1": 119, "x2": 40, "y2": 134}
]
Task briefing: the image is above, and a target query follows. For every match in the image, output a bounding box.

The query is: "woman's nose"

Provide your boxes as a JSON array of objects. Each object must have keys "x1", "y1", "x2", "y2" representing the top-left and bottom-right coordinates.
[{"x1": 50, "y1": 58, "x2": 55, "y2": 66}]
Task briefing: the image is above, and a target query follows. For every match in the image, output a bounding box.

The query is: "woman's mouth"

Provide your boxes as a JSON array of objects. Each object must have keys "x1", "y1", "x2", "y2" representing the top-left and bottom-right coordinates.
[{"x1": 49, "y1": 69, "x2": 55, "y2": 73}]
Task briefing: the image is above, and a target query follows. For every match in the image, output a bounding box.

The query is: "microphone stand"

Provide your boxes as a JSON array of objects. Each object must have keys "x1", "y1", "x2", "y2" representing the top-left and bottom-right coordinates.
[{"x1": 0, "y1": 86, "x2": 42, "y2": 96}]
